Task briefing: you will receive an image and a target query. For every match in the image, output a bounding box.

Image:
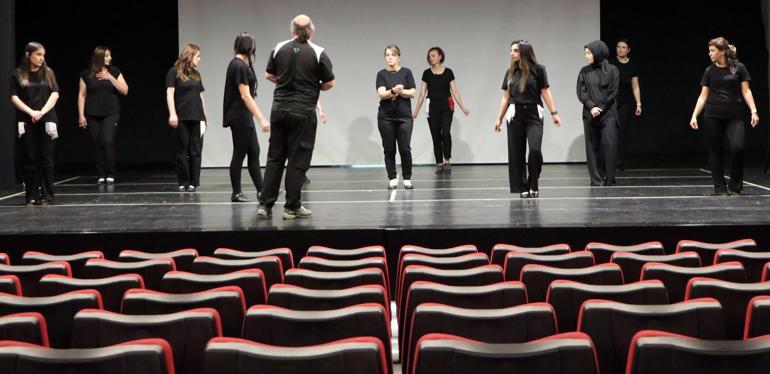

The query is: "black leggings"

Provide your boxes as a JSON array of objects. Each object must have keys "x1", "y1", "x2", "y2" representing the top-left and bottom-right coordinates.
[
  {"x1": 702, "y1": 116, "x2": 745, "y2": 192},
  {"x1": 20, "y1": 122, "x2": 55, "y2": 201},
  {"x1": 175, "y1": 120, "x2": 203, "y2": 187},
  {"x1": 377, "y1": 117, "x2": 413, "y2": 180},
  {"x1": 229, "y1": 120, "x2": 262, "y2": 194},
  {"x1": 428, "y1": 104, "x2": 453, "y2": 164},
  {"x1": 86, "y1": 114, "x2": 119, "y2": 178},
  {"x1": 506, "y1": 104, "x2": 543, "y2": 193}
]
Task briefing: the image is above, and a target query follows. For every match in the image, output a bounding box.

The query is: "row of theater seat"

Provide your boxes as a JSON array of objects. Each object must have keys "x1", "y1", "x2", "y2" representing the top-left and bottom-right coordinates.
[{"x1": 1, "y1": 239, "x2": 770, "y2": 373}]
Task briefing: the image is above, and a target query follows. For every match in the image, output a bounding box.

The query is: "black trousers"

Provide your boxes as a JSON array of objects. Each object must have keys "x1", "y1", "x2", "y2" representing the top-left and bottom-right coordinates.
[
  {"x1": 616, "y1": 100, "x2": 634, "y2": 169},
  {"x1": 584, "y1": 114, "x2": 618, "y2": 186},
  {"x1": 260, "y1": 110, "x2": 317, "y2": 210},
  {"x1": 229, "y1": 119, "x2": 262, "y2": 194},
  {"x1": 20, "y1": 122, "x2": 55, "y2": 201},
  {"x1": 86, "y1": 114, "x2": 119, "y2": 178},
  {"x1": 175, "y1": 120, "x2": 203, "y2": 187},
  {"x1": 428, "y1": 104, "x2": 453, "y2": 163},
  {"x1": 702, "y1": 116, "x2": 745, "y2": 192},
  {"x1": 378, "y1": 117, "x2": 413, "y2": 180},
  {"x1": 506, "y1": 104, "x2": 544, "y2": 193}
]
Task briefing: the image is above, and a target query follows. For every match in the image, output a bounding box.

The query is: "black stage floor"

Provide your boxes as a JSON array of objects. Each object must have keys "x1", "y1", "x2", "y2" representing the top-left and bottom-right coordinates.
[{"x1": 1, "y1": 164, "x2": 769, "y2": 259}]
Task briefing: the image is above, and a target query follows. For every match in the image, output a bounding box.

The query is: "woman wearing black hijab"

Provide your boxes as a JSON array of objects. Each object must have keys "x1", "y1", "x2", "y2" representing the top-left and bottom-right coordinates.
[{"x1": 577, "y1": 40, "x2": 619, "y2": 186}]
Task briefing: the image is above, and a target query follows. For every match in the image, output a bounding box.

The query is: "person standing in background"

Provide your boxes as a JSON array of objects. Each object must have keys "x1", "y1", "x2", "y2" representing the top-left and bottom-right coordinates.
[
  {"x1": 166, "y1": 43, "x2": 206, "y2": 192},
  {"x1": 609, "y1": 39, "x2": 641, "y2": 171},
  {"x1": 78, "y1": 46, "x2": 128, "y2": 185}
]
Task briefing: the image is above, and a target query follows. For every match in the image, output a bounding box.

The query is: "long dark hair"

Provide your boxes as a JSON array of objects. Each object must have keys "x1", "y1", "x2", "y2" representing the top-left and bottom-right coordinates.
[
  {"x1": 18, "y1": 42, "x2": 56, "y2": 89},
  {"x1": 509, "y1": 40, "x2": 538, "y2": 93},
  {"x1": 234, "y1": 32, "x2": 256, "y2": 71},
  {"x1": 89, "y1": 46, "x2": 110, "y2": 75},
  {"x1": 174, "y1": 44, "x2": 201, "y2": 81},
  {"x1": 709, "y1": 36, "x2": 738, "y2": 73}
]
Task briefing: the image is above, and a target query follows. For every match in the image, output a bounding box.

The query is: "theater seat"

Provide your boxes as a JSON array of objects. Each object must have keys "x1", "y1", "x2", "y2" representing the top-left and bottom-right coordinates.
[
  {"x1": 0, "y1": 275, "x2": 21, "y2": 295},
  {"x1": 119, "y1": 249, "x2": 199, "y2": 272},
  {"x1": 404, "y1": 303, "x2": 556, "y2": 374},
  {"x1": 0, "y1": 338, "x2": 174, "y2": 374},
  {"x1": 299, "y1": 256, "x2": 390, "y2": 287},
  {"x1": 585, "y1": 241, "x2": 665, "y2": 264},
  {"x1": 396, "y1": 245, "x2": 477, "y2": 279},
  {"x1": 39, "y1": 274, "x2": 144, "y2": 312},
  {"x1": 0, "y1": 253, "x2": 8, "y2": 265},
  {"x1": 715, "y1": 249, "x2": 770, "y2": 282},
  {"x1": 267, "y1": 284, "x2": 389, "y2": 318},
  {"x1": 641, "y1": 262, "x2": 746, "y2": 302},
  {"x1": 626, "y1": 330, "x2": 770, "y2": 374},
  {"x1": 0, "y1": 262, "x2": 71, "y2": 296},
  {"x1": 21, "y1": 251, "x2": 104, "y2": 277},
  {"x1": 610, "y1": 252, "x2": 701, "y2": 283},
  {"x1": 398, "y1": 265, "x2": 504, "y2": 310},
  {"x1": 285, "y1": 268, "x2": 389, "y2": 301},
  {"x1": 490, "y1": 244, "x2": 571, "y2": 267},
  {"x1": 162, "y1": 269, "x2": 267, "y2": 307},
  {"x1": 121, "y1": 286, "x2": 245, "y2": 337},
  {"x1": 306, "y1": 245, "x2": 386, "y2": 261},
  {"x1": 83, "y1": 259, "x2": 175, "y2": 291},
  {"x1": 676, "y1": 238, "x2": 757, "y2": 266},
  {"x1": 685, "y1": 278, "x2": 770, "y2": 339},
  {"x1": 504, "y1": 252, "x2": 595, "y2": 281},
  {"x1": 0, "y1": 290, "x2": 102, "y2": 347},
  {"x1": 214, "y1": 247, "x2": 295, "y2": 270},
  {"x1": 578, "y1": 298, "x2": 724, "y2": 374},
  {"x1": 520, "y1": 263, "x2": 624, "y2": 302},
  {"x1": 204, "y1": 336, "x2": 389, "y2": 374},
  {"x1": 399, "y1": 281, "x2": 528, "y2": 362},
  {"x1": 243, "y1": 304, "x2": 392, "y2": 374},
  {"x1": 72, "y1": 308, "x2": 221, "y2": 374},
  {"x1": 745, "y1": 296, "x2": 770, "y2": 338},
  {"x1": 411, "y1": 332, "x2": 599, "y2": 374},
  {"x1": 547, "y1": 280, "x2": 668, "y2": 332},
  {"x1": 0, "y1": 312, "x2": 48, "y2": 346},
  {"x1": 191, "y1": 256, "x2": 283, "y2": 290}
]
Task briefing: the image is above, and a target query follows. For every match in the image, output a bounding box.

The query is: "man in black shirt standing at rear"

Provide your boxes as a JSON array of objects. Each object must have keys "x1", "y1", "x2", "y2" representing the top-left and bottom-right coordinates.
[{"x1": 258, "y1": 14, "x2": 335, "y2": 219}]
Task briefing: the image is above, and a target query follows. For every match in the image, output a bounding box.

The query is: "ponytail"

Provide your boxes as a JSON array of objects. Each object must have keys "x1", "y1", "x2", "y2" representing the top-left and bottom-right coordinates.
[{"x1": 726, "y1": 44, "x2": 738, "y2": 73}]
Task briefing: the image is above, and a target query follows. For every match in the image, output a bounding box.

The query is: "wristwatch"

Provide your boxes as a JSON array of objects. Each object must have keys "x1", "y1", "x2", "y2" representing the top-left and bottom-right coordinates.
[{"x1": 550, "y1": 111, "x2": 558, "y2": 115}]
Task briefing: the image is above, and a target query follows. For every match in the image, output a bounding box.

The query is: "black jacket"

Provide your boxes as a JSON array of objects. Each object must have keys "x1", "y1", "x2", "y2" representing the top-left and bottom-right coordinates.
[{"x1": 577, "y1": 40, "x2": 619, "y2": 121}]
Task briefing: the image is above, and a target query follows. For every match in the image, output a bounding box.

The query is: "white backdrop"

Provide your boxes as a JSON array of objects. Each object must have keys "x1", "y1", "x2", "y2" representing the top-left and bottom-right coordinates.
[{"x1": 178, "y1": 0, "x2": 599, "y2": 167}]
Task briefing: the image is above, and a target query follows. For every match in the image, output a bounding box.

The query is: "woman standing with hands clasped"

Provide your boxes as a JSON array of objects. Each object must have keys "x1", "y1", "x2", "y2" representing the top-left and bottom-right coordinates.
[
  {"x1": 494, "y1": 40, "x2": 561, "y2": 198},
  {"x1": 413, "y1": 47, "x2": 470, "y2": 174},
  {"x1": 167, "y1": 43, "x2": 206, "y2": 192},
  {"x1": 376, "y1": 44, "x2": 417, "y2": 190},
  {"x1": 78, "y1": 46, "x2": 128, "y2": 185},
  {"x1": 689, "y1": 37, "x2": 759, "y2": 195}
]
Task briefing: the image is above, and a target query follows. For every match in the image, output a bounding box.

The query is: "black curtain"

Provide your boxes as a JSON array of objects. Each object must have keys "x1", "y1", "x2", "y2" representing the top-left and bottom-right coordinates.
[{"x1": 0, "y1": 0, "x2": 14, "y2": 191}]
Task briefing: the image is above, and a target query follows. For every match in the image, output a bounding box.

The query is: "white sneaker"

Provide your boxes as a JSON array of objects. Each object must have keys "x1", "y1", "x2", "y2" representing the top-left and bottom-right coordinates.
[
  {"x1": 388, "y1": 179, "x2": 398, "y2": 190},
  {"x1": 106, "y1": 177, "x2": 115, "y2": 184},
  {"x1": 403, "y1": 180, "x2": 413, "y2": 189},
  {"x1": 97, "y1": 178, "x2": 105, "y2": 185}
]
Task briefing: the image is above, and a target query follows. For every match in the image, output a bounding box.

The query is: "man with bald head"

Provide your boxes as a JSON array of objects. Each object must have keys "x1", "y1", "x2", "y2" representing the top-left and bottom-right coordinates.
[{"x1": 258, "y1": 14, "x2": 335, "y2": 219}]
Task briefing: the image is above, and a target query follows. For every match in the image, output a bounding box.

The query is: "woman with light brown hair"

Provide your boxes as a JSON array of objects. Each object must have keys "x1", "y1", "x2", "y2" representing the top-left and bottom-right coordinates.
[
  {"x1": 166, "y1": 43, "x2": 207, "y2": 192},
  {"x1": 689, "y1": 37, "x2": 759, "y2": 195},
  {"x1": 78, "y1": 46, "x2": 128, "y2": 185}
]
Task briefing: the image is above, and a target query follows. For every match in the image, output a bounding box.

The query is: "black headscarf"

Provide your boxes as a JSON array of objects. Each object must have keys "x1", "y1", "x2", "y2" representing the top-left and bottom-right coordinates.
[{"x1": 584, "y1": 40, "x2": 612, "y2": 85}]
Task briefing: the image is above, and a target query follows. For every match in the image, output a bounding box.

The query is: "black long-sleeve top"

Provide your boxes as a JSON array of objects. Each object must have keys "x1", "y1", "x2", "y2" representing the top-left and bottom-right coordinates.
[{"x1": 577, "y1": 40, "x2": 619, "y2": 121}]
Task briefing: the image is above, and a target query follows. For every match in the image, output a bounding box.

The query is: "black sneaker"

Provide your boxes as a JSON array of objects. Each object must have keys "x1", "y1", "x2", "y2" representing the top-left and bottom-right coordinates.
[
  {"x1": 519, "y1": 191, "x2": 530, "y2": 198},
  {"x1": 25, "y1": 199, "x2": 36, "y2": 206},
  {"x1": 529, "y1": 190, "x2": 539, "y2": 198},
  {"x1": 231, "y1": 193, "x2": 251, "y2": 202},
  {"x1": 435, "y1": 165, "x2": 444, "y2": 174}
]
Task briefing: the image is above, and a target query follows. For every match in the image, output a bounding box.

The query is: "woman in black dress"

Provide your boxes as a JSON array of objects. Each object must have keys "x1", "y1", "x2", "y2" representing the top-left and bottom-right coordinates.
[
  {"x1": 223, "y1": 32, "x2": 271, "y2": 202},
  {"x1": 413, "y1": 46, "x2": 470, "y2": 174},
  {"x1": 376, "y1": 45, "x2": 417, "y2": 190},
  {"x1": 577, "y1": 40, "x2": 619, "y2": 186},
  {"x1": 10, "y1": 42, "x2": 60, "y2": 205},
  {"x1": 494, "y1": 40, "x2": 561, "y2": 198},
  {"x1": 78, "y1": 46, "x2": 129, "y2": 185},
  {"x1": 689, "y1": 37, "x2": 759, "y2": 195},
  {"x1": 166, "y1": 43, "x2": 207, "y2": 192}
]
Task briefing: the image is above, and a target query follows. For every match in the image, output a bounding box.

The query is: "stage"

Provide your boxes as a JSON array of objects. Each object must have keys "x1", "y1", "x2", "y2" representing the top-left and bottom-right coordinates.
[{"x1": 1, "y1": 164, "x2": 769, "y2": 263}]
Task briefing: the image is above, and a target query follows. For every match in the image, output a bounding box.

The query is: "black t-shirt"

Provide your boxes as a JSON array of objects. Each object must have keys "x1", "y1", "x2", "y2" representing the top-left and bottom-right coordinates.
[
  {"x1": 10, "y1": 69, "x2": 59, "y2": 123},
  {"x1": 422, "y1": 67, "x2": 455, "y2": 103},
  {"x1": 266, "y1": 39, "x2": 335, "y2": 113},
  {"x1": 609, "y1": 57, "x2": 639, "y2": 105},
  {"x1": 223, "y1": 58, "x2": 257, "y2": 127},
  {"x1": 376, "y1": 67, "x2": 416, "y2": 118},
  {"x1": 701, "y1": 62, "x2": 751, "y2": 119},
  {"x1": 80, "y1": 66, "x2": 121, "y2": 116},
  {"x1": 166, "y1": 67, "x2": 205, "y2": 122},
  {"x1": 500, "y1": 64, "x2": 549, "y2": 106}
]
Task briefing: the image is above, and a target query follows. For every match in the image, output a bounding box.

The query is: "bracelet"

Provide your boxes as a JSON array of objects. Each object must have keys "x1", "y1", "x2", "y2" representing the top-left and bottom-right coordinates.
[
  {"x1": 550, "y1": 111, "x2": 558, "y2": 115},
  {"x1": 636, "y1": 103, "x2": 642, "y2": 106},
  {"x1": 752, "y1": 109, "x2": 758, "y2": 114}
]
